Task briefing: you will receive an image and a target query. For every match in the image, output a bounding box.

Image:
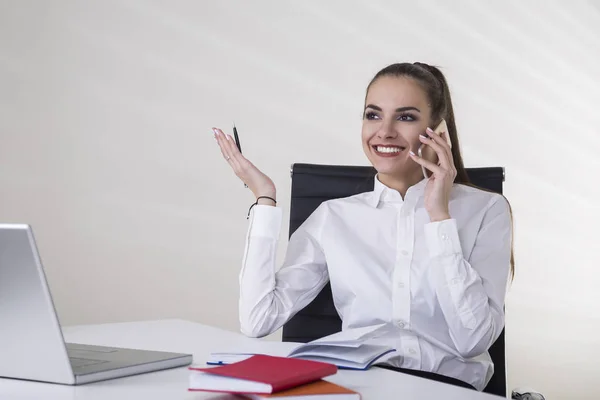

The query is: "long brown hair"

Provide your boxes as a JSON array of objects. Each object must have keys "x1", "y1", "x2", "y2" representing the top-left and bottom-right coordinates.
[{"x1": 366, "y1": 62, "x2": 515, "y2": 280}]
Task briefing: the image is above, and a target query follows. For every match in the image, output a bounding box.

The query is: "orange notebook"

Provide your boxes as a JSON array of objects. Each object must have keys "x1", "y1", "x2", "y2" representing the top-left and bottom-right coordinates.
[{"x1": 241, "y1": 379, "x2": 360, "y2": 399}]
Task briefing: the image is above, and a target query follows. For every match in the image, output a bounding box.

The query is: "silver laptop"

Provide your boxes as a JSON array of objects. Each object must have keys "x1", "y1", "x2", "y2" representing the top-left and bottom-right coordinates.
[{"x1": 0, "y1": 224, "x2": 193, "y2": 385}]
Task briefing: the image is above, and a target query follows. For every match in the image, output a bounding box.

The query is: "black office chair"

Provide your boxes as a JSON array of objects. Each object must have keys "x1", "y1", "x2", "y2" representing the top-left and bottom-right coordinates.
[{"x1": 282, "y1": 163, "x2": 507, "y2": 397}]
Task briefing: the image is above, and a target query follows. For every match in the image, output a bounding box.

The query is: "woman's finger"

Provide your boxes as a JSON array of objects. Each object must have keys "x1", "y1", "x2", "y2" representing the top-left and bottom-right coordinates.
[
  {"x1": 419, "y1": 133, "x2": 451, "y2": 169},
  {"x1": 214, "y1": 128, "x2": 253, "y2": 184},
  {"x1": 213, "y1": 128, "x2": 231, "y2": 159},
  {"x1": 426, "y1": 127, "x2": 454, "y2": 167},
  {"x1": 216, "y1": 128, "x2": 246, "y2": 165},
  {"x1": 219, "y1": 129, "x2": 249, "y2": 175},
  {"x1": 213, "y1": 128, "x2": 237, "y2": 166},
  {"x1": 221, "y1": 128, "x2": 244, "y2": 160},
  {"x1": 409, "y1": 150, "x2": 443, "y2": 175}
]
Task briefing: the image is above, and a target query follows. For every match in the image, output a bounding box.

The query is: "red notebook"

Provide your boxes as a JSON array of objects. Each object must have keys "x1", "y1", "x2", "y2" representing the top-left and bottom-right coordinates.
[{"x1": 188, "y1": 354, "x2": 338, "y2": 394}]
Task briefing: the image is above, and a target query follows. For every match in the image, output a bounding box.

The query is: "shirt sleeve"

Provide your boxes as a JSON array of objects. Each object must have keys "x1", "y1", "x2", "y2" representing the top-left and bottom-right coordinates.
[
  {"x1": 238, "y1": 204, "x2": 329, "y2": 338},
  {"x1": 424, "y1": 194, "x2": 512, "y2": 358}
]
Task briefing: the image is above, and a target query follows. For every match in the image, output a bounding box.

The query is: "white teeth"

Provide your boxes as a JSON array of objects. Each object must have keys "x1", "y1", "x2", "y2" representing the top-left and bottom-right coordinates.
[{"x1": 376, "y1": 146, "x2": 401, "y2": 153}]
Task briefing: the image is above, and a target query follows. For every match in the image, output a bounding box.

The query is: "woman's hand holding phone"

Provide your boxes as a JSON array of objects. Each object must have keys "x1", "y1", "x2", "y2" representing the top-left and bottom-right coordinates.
[
  {"x1": 213, "y1": 127, "x2": 276, "y2": 204},
  {"x1": 409, "y1": 121, "x2": 457, "y2": 222}
]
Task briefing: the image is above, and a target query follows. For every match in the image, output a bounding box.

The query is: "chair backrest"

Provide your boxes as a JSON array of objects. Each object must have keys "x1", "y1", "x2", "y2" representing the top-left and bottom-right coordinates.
[{"x1": 283, "y1": 163, "x2": 506, "y2": 397}]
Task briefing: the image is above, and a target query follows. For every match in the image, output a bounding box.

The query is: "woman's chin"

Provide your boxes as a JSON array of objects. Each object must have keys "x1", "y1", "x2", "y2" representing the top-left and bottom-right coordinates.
[
  {"x1": 371, "y1": 159, "x2": 404, "y2": 175},
  {"x1": 373, "y1": 165, "x2": 396, "y2": 175},
  {"x1": 371, "y1": 160, "x2": 420, "y2": 178}
]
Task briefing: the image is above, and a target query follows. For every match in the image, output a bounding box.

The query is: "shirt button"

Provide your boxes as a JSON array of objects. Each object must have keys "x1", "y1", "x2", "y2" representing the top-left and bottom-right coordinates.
[
  {"x1": 408, "y1": 348, "x2": 417, "y2": 355},
  {"x1": 451, "y1": 278, "x2": 460, "y2": 285},
  {"x1": 401, "y1": 250, "x2": 409, "y2": 257},
  {"x1": 397, "y1": 282, "x2": 405, "y2": 289},
  {"x1": 396, "y1": 321, "x2": 406, "y2": 329},
  {"x1": 441, "y1": 234, "x2": 449, "y2": 240}
]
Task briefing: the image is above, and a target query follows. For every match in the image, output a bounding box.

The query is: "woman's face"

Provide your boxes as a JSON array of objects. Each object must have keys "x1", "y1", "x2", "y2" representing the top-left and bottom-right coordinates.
[{"x1": 362, "y1": 76, "x2": 433, "y2": 178}]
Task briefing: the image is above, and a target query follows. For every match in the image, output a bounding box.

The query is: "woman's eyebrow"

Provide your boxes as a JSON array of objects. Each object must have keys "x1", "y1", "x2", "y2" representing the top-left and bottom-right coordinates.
[{"x1": 364, "y1": 104, "x2": 421, "y2": 113}]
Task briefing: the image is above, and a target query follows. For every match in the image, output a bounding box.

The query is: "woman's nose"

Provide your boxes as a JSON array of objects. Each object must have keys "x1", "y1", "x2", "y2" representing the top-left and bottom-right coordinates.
[{"x1": 377, "y1": 121, "x2": 398, "y2": 139}]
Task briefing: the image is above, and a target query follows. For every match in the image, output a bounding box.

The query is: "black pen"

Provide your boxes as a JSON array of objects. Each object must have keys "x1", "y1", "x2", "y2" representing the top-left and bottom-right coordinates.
[
  {"x1": 233, "y1": 123, "x2": 247, "y2": 188},
  {"x1": 233, "y1": 123, "x2": 242, "y2": 154}
]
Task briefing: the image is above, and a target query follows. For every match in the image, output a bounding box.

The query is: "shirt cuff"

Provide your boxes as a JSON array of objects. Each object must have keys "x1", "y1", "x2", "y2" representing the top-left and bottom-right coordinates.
[
  {"x1": 424, "y1": 218, "x2": 462, "y2": 258},
  {"x1": 249, "y1": 205, "x2": 283, "y2": 239}
]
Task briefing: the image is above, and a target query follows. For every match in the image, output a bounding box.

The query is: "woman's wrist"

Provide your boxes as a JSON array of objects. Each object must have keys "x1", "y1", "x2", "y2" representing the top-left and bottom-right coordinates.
[
  {"x1": 429, "y1": 212, "x2": 451, "y2": 222},
  {"x1": 256, "y1": 193, "x2": 276, "y2": 206}
]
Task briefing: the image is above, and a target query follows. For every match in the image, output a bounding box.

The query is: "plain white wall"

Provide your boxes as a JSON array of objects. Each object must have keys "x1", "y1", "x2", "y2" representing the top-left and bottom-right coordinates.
[{"x1": 1, "y1": 0, "x2": 599, "y2": 398}]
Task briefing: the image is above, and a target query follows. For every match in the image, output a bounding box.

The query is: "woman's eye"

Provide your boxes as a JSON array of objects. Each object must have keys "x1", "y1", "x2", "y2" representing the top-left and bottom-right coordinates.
[
  {"x1": 397, "y1": 114, "x2": 416, "y2": 121},
  {"x1": 364, "y1": 112, "x2": 380, "y2": 120}
]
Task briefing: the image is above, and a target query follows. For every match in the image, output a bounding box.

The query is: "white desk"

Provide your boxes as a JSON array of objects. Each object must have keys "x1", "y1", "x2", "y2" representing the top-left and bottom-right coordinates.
[{"x1": 0, "y1": 319, "x2": 501, "y2": 399}]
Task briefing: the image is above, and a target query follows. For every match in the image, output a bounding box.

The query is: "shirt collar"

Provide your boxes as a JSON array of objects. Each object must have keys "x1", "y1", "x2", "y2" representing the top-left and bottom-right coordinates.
[{"x1": 369, "y1": 174, "x2": 428, "y2": 208}]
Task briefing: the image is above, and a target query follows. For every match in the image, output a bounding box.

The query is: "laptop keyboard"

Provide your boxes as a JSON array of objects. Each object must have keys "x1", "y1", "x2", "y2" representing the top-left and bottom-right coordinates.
[{"x1": 69, "y1": 357, "x2": 109, "y2": 368}]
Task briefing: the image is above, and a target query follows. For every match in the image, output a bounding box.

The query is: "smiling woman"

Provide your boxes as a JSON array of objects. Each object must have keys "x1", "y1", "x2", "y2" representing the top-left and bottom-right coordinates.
[
  {"x1": 361, "y1": 63, "x2": 469, "y2": 195},
  {"x1": 213, "y1": 62, "x2": 514, "y2": 392}
]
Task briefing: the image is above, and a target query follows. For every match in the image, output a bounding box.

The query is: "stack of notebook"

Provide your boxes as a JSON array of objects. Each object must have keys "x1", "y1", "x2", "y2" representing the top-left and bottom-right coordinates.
[
  {"x1": 188, "y1": 355, "x2": 360, "y2": 399},
  {"x1": 189, "y1": 325, "x2": 400, "y2": 398}
]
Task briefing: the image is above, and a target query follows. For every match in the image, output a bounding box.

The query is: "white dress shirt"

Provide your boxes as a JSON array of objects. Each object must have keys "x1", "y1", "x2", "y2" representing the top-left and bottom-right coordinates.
[{"x1": 238, "y1": 176, "x2": 512, "y2": 391}]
